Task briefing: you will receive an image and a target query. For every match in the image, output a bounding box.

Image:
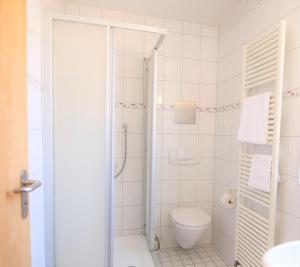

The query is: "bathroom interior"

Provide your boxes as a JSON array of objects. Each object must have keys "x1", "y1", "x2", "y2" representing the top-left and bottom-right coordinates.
[{"x1": 2, "y1": 0, "x2": 300, "y2": 267}]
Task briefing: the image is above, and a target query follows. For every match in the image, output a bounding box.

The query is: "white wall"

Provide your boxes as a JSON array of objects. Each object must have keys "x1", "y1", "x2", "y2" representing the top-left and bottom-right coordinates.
[
  {"x1": 214, "y1": 0, "x2": 300, "y2": 264},
  {"x1": 27, "y1": 1, "x2": 46, "y2": 267}
]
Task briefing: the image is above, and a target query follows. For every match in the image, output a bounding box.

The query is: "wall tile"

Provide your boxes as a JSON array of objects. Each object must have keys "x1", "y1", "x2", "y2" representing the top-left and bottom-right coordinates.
[
  {"x1": 161, "y1": 181, "x2": 179, "y2": 203},
  {"x1": 164, "y1": 32, "x2": 182, "y2": 57},
  {"x1": 123, "y1": 206, "x2": 143, "y2": 229},
  {"x1": 182, "y1": 34, "x2": 201, "y2": 59}
]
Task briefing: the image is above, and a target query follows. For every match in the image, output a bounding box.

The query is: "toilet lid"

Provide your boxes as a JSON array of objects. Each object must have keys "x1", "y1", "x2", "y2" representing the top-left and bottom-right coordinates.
[{"x1": 170, "y1": 208, "x2": 211, "y2": 228}]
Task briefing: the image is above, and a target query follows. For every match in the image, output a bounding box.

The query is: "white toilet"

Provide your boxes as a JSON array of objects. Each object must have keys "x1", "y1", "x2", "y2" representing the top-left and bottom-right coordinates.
[{"x1": 170, "y1": 208, "x2": 211, "y2": 249}]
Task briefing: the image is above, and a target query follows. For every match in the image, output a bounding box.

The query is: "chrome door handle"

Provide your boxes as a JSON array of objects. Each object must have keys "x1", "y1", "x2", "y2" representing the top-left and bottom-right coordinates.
[
  {"x1": 13, "y1": 170, "x2": 42, "y2": 219},
  {"x1": 14, "y1": 179, "x2": 42, "y2": 193}
]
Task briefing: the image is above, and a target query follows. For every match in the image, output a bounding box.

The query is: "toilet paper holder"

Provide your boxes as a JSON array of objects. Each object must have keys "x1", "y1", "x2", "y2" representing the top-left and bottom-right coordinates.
[{"x1": 221, "y1": 188, "x2": 236, "y2": 208}]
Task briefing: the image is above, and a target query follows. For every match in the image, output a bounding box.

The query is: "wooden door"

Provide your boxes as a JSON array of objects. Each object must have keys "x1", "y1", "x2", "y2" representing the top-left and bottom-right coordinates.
[{"x1": 0, "y1": 0, "x2": 31, "y2": 267}]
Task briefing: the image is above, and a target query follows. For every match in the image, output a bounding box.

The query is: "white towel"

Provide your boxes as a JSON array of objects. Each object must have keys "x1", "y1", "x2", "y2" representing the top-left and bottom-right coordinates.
[
  {"x1": 248, "y1": 154, "x2": 272, "y2": 192},
  {"x1": 237, "y1": 92, "x2": 272, "y2": 144}
]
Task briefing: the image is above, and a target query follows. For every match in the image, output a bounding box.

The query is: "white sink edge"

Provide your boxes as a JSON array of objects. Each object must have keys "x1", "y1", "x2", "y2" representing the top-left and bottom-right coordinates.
[{"x1": 263, "y1": 240, "x2": 300, "y2": 267}]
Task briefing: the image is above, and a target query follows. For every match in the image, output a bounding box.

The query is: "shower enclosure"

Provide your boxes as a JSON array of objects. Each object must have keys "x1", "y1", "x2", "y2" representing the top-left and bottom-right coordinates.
[{"x1": 43, "y1": 14, "x2": 165, "y2": 267}]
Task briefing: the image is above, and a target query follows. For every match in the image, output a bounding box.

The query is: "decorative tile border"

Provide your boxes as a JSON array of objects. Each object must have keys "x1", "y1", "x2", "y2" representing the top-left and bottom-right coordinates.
[{"x1": 115, "y1": 102, "x2": 145, "y2": 109}]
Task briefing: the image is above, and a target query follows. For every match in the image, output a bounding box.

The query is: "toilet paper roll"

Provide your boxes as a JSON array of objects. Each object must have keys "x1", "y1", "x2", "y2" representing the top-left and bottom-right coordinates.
[{"x1": 221, "y1": 193, "x2": 236, "y2": 209}]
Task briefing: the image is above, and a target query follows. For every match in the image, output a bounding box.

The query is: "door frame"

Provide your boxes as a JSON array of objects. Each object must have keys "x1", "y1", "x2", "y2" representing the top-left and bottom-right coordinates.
[{"x1": 43, "y1": 13, "x2": 166, "y2": 267}]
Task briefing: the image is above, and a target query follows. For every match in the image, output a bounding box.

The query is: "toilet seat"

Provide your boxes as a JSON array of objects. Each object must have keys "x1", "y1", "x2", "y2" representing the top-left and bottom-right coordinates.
[{"x1": 170, "y1": 208, "x2": 211, "y2": 228}]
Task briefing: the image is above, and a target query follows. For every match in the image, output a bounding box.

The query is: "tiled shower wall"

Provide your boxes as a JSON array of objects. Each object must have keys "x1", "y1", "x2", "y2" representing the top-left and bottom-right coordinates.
[
  {"x1": 214, "y1": 0, "x2": 300, "y2": 264},
  {"x1": 42, "y1": 1, "x2": 218, "y2": 246}
]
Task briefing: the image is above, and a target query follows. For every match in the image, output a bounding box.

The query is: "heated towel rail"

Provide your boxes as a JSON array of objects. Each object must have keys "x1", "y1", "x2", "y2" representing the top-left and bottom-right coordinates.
[{"x1": 234, "y1": 21, "x2": 286, "y2": 267}]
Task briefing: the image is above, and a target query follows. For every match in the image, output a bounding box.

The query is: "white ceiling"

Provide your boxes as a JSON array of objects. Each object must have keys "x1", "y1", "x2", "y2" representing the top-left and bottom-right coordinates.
[{"x1": 66, "y1": 0, "x2": 242, "y2": 25}]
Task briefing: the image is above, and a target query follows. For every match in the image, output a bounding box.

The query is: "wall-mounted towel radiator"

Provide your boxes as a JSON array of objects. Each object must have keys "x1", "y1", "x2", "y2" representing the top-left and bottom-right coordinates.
[{"x1": 234, "y1": 21, "x2": 286, "y2": 267}]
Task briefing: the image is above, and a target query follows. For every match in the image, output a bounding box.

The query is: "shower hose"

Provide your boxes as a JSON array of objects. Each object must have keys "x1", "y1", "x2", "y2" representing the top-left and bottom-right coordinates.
[{"x1": 114, "y1": 123, "x2": 128, "y2": 178}]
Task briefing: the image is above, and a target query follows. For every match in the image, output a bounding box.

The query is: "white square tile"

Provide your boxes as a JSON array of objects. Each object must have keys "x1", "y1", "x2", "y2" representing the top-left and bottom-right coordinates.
[
  {"x1": 161, "y1": 181, "x2": 179, "y2": 203},
  {"x1": 198, "y1": 135, "x2": 214, "y2": 157},
  {"x1": 180, "y1": 181, "x2": 197, "y2": 202},
  {"x1": 123, "y1": 181, "x2": 143, "y2": 205},
  {"x1": 198, "y1": 158, "x2": 214, "y2": 179},
  {"x1": 123, "y1": 158, "x2": 144, "y2": 180},
  {"x1": 163, "y1": 110, "x2": 180, "y2": 134},
  {"x1": 279, "y1": 176, "x2": 300, "y2": 218},
  {"x1": 164, "y1": 32, "x2": 182, "y2": 57},
  {"x1": 114, "y1": 207, "x2": 123, "y2": 231},
  {"x1": 181, "y1": 134, "x2": 199, "y2": 149},
  {"x1": 156, "y1": 134, "x2": 163, "y2": 157},
  {"x1": 123, "y1": 78, "x2": 143, "y2": 103},
  {"x1": 156, "y1": 109, "x2": 163, "y2": 133},
  {"x1": 123, "y1": 109, "x2": 144, "y2": 133},
  {"x1": 114, "y1": 133, "x2": 123, "y2": 158},
  {"x1": 199, "y1": 113, "x2": 215, "y2": 135},
  {"x1": 180, "y1": 165, "x2": 199, "y2": 180},
  {"x1": 114, "y1": 108, "x2": 123, "y2": 133},
  {"x1": 162, "y1": 158, "x2": 180, "y2": 180},
  {"x1": 116, "y1": 54, "x2": 124, "y2": 77},
  {"x1": 182, "y1": 35, "x2": 201, "y2": 59},
  {"x1": 163, "y1": 81, "x2": 181, "y2": 105},
  {"x1": 127, "y1": 133, "x2": 143, "y2": 157},
  {"x1": 123, "y1": 206, "x2": 142, "y2": 229},
  {"x1": 114, "y1": 182, "x2": 123, "y2": 206},
  {"x1": 200, "y1": 61, "x2": 217, "y2": 84},
  {"x1": 182, "y1": 59, "x2": 201, "y2": 83},
  {"x1": 114, "y1": 77, "x2": 123, "y2": 102},
  {"x1": 197, "y1": 180, "x2": 213, "y2": 201},
  {"x1": 164, "y1": 57, "x2": 182, "y2": 81},
  {"x1": 182, "y1": 82, "x2": 200, "y2": 103},
  {"x1": 201, "y1": 37, "x2": 218, "y2": 61},
  {"x1": 287, "y1": 137, "x2": 300, "y2": 177},
  {"x1": 155, "y1": 205, "x2": 161, "y2": 227},
  {"x1": 124, "y1": 53, "x2": 144, "y2": 78},
  {"x1": 199, "y1": 84, "x2": 216, "y2": 107}
]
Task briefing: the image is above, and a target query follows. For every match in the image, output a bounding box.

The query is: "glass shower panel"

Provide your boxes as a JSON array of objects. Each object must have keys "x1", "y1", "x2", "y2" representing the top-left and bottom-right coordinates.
[
  {"x1": 52, "y1": 20, "x2": 110, "y2": 267},
  {"x1": 145, "y1": 49, "x2": 158, "y2": 250}
]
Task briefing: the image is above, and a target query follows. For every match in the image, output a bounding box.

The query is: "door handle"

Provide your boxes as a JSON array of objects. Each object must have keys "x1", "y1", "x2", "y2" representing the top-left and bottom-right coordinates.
[
  {"x1": 13, "y1": 170, "x2": 42, "y2": 219},
  {"x1": 13, "y1": 179, "x2": 42, "y2": 193}
]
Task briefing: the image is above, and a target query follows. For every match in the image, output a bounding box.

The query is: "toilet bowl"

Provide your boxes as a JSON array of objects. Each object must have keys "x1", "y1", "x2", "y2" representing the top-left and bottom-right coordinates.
[{"x1": 170, "y1": 208, "x2": 211, "y2": 249}]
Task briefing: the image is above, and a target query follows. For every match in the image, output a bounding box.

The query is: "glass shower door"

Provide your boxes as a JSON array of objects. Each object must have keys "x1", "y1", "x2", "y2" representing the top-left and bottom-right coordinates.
[{"x1": 52, "y1": 19, "x2": 112, "y2": 267}]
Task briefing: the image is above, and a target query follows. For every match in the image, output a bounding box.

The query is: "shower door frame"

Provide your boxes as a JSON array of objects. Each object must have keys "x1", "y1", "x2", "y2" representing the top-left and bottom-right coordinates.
[{"x1": 43, "y1": 13, "x2": 166, "y2": 267}]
